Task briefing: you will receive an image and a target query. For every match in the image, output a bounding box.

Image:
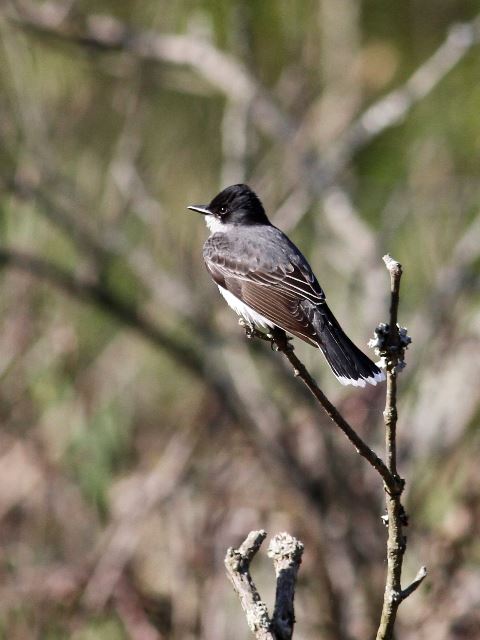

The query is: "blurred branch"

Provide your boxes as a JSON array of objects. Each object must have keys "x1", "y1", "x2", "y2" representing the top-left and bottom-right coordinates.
[
  {"x1": 84, "y1": 427, "x2": 199, "y2": 610},
  {"x1": 113, "y1": 576, "x2": 165, "y2": 640},
  {"x1": 0, "y1": 246, "x2": 263, "y2": 447},
  {"x1": 221, "y1": 98, "x2": 250, "y2": 186},
  {"x1": 274, "y1": 13, "x2": 480, "y2": 230},
  {"x1": 3, "y1": 171, "x2": 198, "y2": 319},
  {"x1": 9, "y1": 1, "x2": 480, "y2": 232},
  {"x1": 7, "y1": 1, "x2": 294, "y2": 142},
  {"x1": 0, "y1": 247, "x2": 204, "y2": 375},
  {"x1": 3, "y1": 174, "x2": 109, "y2": 264},
  {"x1": 332, "y1": 18, "x2": 480, "y2": 166},
  {"x1": 225, "y1": 530, "x2": 304, "y2": 640}
]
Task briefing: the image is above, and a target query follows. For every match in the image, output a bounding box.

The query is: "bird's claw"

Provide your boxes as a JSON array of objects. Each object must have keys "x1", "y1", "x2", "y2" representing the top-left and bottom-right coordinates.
[
  {"x1": 270, "y1": 328, "x2": 293, "y2": 352},
  {"x1": 238, "y1": 318, "x2": 257, "y2": 339},
  {"x1": 238, "y1": 319, "x2": 294, "y2": 352}
]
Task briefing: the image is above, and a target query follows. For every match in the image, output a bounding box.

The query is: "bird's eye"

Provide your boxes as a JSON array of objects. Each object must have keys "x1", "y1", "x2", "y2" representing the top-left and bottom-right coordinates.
[{"x1": 219, "y1": 206, "x2": 227, "y2": 215}]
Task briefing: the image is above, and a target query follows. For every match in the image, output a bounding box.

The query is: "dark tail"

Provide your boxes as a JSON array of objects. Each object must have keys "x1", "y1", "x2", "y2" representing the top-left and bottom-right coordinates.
[{"x1": 313, "y1": 303, "x2": 385, "y2": 387}]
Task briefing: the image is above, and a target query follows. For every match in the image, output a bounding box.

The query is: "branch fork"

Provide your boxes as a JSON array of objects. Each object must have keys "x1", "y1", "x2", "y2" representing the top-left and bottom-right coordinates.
[{"x1": 225, "y1": 530, "x2": 304, "y2": 640}]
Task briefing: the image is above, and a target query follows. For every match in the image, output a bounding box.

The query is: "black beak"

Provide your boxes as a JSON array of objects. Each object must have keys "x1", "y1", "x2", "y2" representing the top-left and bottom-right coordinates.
[{"x1": 187, "y1": 205, "x2": 211, "y2": 215}]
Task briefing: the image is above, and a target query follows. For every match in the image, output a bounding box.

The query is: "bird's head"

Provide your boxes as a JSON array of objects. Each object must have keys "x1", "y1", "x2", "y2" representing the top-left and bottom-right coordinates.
[{"x1": 188, "y1": 184, "x2": 270, "y2": 230}]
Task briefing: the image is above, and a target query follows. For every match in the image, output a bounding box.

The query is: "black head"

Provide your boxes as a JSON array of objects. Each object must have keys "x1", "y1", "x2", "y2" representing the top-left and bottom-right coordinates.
[{"x1": 188, "y1": 184, "x2": 270, "y2": 226}]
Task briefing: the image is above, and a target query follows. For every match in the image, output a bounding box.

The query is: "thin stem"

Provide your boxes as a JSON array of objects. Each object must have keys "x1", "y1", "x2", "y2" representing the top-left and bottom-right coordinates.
[
  {"x1": 268, "y1": 329, "x2": 399, "y2": 495},
  {"x1": 385, "y1": 256, "x2": 402, "y2": 334},
  {"x1": 383, "y1": 255, "x2": 402, "y2": 477},
  {"x1": 400, "y1": 566, "x2": 427, "y2": 600},
  {"x1": 384, "y1": 372, "x2": 398, "y2": 477},
  {"x1": 376, "y1": 255, "x2": 410, "y2": 640}
]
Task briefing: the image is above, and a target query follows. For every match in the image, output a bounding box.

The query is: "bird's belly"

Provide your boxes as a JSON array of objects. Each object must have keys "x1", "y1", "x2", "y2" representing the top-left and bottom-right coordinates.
[{"x1": 217, "y1": 286, "x2": 274, "y2": 331}]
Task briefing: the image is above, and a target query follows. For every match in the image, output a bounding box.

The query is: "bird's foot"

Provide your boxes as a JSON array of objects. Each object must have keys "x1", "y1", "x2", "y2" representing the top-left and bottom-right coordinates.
[
  {"x1": 269, "y1": 328, "x2": 294, "y2": 353},
  {"x1": 238, "y1": 319, "x2": 293, "y2": 352},
  {"x1": 239, "y1": 318, "x2": 265, "y2": 341}
]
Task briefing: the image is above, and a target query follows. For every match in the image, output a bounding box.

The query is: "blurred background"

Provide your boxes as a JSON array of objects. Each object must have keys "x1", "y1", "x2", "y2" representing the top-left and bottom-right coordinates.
[{"x1": 1, "y1": 1, "x2": 480, "y2": 639}]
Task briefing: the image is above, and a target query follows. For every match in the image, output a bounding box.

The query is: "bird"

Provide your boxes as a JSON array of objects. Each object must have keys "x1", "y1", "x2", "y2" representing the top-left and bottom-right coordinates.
[{"x1": 188, "y1": 184, "x2": 385, "y2": 388}]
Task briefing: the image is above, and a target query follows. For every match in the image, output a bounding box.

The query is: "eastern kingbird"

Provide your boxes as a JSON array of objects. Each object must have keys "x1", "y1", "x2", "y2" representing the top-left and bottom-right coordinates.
[{"x1": 188, "y1": 184, "x2": 385, "y2": 387}]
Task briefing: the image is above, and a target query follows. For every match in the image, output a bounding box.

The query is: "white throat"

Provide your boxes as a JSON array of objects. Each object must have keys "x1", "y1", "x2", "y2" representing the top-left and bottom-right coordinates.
[{"x1": 205, "y1": 215, "x2": 225, "y2": 234}]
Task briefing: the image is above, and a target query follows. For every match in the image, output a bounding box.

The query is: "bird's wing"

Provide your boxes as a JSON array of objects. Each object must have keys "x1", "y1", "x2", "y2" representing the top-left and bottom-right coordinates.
[{"x1": 203, "y1": 232, "x2": 325, "y2": 345}]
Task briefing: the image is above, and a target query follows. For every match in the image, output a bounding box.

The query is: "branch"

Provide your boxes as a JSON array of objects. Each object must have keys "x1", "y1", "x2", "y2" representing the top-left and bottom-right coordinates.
[
  {"x1": 375, "y1": 255, "x2": 424, "y2": 640},
  {"x1": 255, "y1": 328, "x2": 400, "y2": 494},
  {"x1": 268, "y1": 534, "x2": 304, "y2": 640},
  {"x1": 383, "y1": 254, "x2": 403, "y2": 476},
  {"x1": 375, "y1": 255, "x2": 405, "y2": 640},
  {"x1": 399, "y1": 565, "x2": 428, "y2": 601},
  {"x1": 225, "y1": 531, "x2": 304, "y2": 640},
  {"x1": 225, "y1": 530, "x2": 274, "y2": 640}
]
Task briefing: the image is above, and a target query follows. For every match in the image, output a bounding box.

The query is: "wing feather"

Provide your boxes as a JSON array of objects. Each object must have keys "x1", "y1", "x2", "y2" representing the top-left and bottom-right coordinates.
[
  {"x1": 203, "y1": 230, "x2": 326, "y2": 346},
  {"x1": 238, "y1": 280, "x2": 319, "y2": 346}
]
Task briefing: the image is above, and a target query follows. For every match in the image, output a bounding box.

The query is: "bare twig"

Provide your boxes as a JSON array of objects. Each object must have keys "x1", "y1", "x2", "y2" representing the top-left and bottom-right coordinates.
[
  {"x1": 225, "y1": 531, "x2": 304, "y2": 640},
  {"x1": 400, "y1": 565, "x2": 428, "y2": 601},
  {"x1": 222, "y1": 341, "x2": 346, "y2": 638}
]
